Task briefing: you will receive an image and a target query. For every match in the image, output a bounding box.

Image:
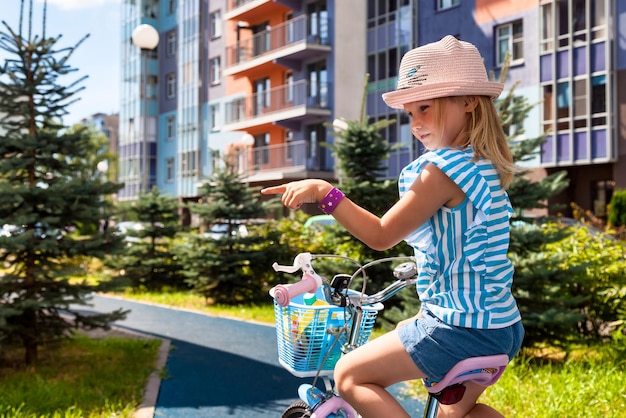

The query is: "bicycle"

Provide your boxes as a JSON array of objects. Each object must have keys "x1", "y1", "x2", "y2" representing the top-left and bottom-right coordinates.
[{"x1": 269, "y1": 252, "x2": 509, "y2": 418}]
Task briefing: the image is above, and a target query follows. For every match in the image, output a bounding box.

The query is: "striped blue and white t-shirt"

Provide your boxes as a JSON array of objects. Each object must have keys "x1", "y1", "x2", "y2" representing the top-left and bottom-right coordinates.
[{"x1": 399, "y1": 147, "x2": 521, "y2": 329}]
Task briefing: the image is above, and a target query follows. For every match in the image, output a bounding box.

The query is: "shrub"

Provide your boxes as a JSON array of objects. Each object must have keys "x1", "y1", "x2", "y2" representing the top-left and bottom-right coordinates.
[{"x1": 608, "y1": 189, "x2": 626, "y2": 228}]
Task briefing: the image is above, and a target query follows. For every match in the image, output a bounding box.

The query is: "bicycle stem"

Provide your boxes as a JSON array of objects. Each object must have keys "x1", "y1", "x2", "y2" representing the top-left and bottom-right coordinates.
[{"x1": 345, "y1": 274, "x2": 419, "y2": 350}]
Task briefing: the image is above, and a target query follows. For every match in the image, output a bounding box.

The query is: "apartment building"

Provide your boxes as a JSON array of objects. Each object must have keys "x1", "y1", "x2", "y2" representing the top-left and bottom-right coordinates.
[{"x1": 119, "y1": 0, "x2": 625, "y2": 219}]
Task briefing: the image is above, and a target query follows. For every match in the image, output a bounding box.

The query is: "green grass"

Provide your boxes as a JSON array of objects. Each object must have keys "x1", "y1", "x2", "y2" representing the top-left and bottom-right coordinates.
[
  {"x1": 402, "y1": 351, "x2": 626, "y2": 417},
  {"x1": 0, "y1": 335, "x2": 161, "y2": 418},
  {"x1": 113, "y1": 288, "x2": 276, "y2": 324},
  {"x1": 483, "y1": 356, "x2": 626, "y2": 417}
]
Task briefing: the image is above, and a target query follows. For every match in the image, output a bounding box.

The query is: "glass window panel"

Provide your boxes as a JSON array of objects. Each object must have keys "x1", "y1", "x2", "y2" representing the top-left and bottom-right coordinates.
[
  {"x1": 573, "y1": 0, "x2": 586, "y2": 32},
  {"x1": 573, "y1": 79, "x2": 587, "y2": 117},
  {"x1": 541, "y1": 3, "x2": 554, "y2": 52},
  {"x1": 557, "y1": 82, "x2": 570, "y2": 119},
  {"x1": 591, "y1": 75, "x2": 606, "y2": 114},
  {"x1": 543, "y1": 84, "x2": 554, "y2": 121}
]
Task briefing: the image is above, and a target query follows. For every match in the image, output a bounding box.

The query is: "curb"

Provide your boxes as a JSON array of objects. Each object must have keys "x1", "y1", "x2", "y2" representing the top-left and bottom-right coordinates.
[{"x1": 134, "y1": 337, "x2": 171, "y2": 418}]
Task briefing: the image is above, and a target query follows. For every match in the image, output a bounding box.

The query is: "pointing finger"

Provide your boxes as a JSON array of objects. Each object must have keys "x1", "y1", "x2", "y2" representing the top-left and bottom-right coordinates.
[{"x1": 261, "y1": 186, "x2": 286, "y2": 195}]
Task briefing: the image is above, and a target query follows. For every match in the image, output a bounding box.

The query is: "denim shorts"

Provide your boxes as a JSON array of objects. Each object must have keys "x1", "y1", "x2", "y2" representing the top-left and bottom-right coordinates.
[{"x1": 397, "y1": 308, "x2": 524, "y2": 382}]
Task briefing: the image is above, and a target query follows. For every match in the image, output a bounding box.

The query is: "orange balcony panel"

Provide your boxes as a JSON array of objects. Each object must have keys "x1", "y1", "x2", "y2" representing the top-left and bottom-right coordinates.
[
  {"x1": 225, "y1": 0, "x2": 290, "y2": 22},
  {"x1": 475, "y1": 0, "x2": 538, "y2": 24},
  {"x1": 224, "y1": 54, "x2": 284, "y2": 78}
]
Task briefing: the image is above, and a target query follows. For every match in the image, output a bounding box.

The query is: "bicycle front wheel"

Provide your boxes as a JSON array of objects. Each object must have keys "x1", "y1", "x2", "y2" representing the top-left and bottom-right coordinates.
[{"x1": 282, "y1": 400, "x2": 311, "y2": 418}]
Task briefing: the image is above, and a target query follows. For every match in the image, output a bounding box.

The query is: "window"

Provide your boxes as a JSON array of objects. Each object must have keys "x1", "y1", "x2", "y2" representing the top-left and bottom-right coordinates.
[
  {"x1": 437, "y1": 0, "x2": 460, "y2": 11},
  {"x1": 179, "y1": 151, "x2": 198, "y2": 176},
  {"x1": 166, "y1": 157, "x2": 174, "y2": 182},
  {"x1": 146, "y1": 75, "x2": 158, "y2": 99},
  {"x1": 285, "y1": 130, "x2": 293, "y2": 161},
  {"x1": 285, "y1": 72, "x2": 294, "y2": 103},
  {"x1": 166, "y1": 73, "x2": 176, "y2": 99},
  {"x1": 210, "y1": 56, "x2": 221, "y2": 85},
  {"x1": 210, "y1": 11, "x2": 222, "y2": 39},
  {"x1": 210, "y1": 104, "x2": 220, "y2": 131},
  {"x1": 591, "y1": 0, "x2": 607, "y2": 39},
  {"x1": 167, "y1": 30, "x2": 176, "y2": 57},
  {"x1": 168, "y1": 0, "x2": 176, "y2": 15},
  {"x1": 307, "y1": 61, "x2": 328, "y2": 107},
  {"x1": 591, "y1": 75, "x2": 606, "y2": 126},
  {"x1": 253, "y1": 77, "x2": 270, "y2": 114},
  {"x1": 167, "y1": 115, "x2": 175, "y2": 140},
  {"x1": 540, "y1": 3, "x2": 554, "y2": 52},
  {"x1": 496, "y1": 21, "x2": 523, "y2": 66},
  {"x1": 573, "y1": 78, "x2": 587, "y2": 118},
  {"x1": 254, "y1": 133, "x2": 270, "y2": 166}
]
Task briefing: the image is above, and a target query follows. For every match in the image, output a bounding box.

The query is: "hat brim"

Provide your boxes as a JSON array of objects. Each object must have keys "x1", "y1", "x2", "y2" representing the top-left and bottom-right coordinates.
[{"x1": 382, "y1": 80, "x2": 504, "y2": 109}]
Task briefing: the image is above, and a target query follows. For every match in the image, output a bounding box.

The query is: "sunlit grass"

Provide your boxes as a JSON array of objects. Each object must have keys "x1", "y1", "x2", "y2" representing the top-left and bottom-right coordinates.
[
  {"x1": 0, "y1": 335, "x2": 161, "y2": 418},
  {"x1": 483, "y1": 355, "x2": 626, "y2": 417},
  {"x1": 113, "y1": 288, "x2": 276, "y2": 324},
  {"x1": 402, "y1": 348, "x2": 626, "y2": 417}
]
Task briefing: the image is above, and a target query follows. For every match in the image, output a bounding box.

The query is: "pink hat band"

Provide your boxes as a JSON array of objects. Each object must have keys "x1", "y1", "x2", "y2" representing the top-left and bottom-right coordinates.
[{"x1": 382, "y1": 35, "x2": 503, "y2": 109}]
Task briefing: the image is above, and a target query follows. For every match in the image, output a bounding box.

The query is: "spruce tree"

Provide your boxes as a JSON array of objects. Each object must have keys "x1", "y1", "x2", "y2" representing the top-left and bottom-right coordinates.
[
  {"x1": 178, "y1": 153, "x2": 279, "y2": 304},
  {"x1": 107, "y1": 187, "x2": 183, "y2": 290},
  {"x1": 0, "y1": 1, "x2": 125, "y2": 365}
]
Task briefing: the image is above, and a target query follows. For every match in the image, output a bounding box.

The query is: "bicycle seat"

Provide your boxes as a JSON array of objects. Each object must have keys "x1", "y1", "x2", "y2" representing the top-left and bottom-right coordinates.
[{"x1": 422, "y1": 354, "x2": 509, "y2": 405}]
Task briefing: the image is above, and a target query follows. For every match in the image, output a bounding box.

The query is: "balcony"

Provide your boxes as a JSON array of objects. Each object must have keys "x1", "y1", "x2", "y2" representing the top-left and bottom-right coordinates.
[
  {"x1": 234, "y1": 141, "x2": 415, "y2": 184},
  {"x1": 224, "y1": 0, "x2": 287, "y2": 21},
  {"x1": 222, "y1": 80, "x2": 331, "y2": 131},
  {"x1": 236, "y1": 140, "x2": 334, "y2": 183},
  {"x1": 225, "y1": 15, "x2": 330, "y2": 76}
]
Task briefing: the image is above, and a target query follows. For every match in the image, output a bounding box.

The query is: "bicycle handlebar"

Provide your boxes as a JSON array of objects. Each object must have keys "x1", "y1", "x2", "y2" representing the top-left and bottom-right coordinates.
[
  {"x1": 270, "y1": 253, "x2": 419, "y2": 308},
  {"x1": 272, "y1": 273, "x2": 322, "y2": 307},
  {"x1": 272, "y1": 253, "x2": 324, "y2": 306}
]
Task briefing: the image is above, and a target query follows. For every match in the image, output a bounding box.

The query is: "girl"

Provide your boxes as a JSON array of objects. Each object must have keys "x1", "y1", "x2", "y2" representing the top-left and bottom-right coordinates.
[{"x1": 262, "y1": 35, "x2": 524, "y2": 418}]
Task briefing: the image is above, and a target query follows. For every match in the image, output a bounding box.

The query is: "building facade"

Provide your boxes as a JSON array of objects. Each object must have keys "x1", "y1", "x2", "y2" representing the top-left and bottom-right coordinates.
[{"x1": 118, "y1": 0, "x2": 625, "y2": 220}]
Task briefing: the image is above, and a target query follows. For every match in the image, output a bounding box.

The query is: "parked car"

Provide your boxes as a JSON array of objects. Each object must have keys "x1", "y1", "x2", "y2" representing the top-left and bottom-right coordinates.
[
  {"x1": 303, "y1": 215, "x2": 339, "y2": 232},
  {"x1": 115, "y1": 221, "x2": 149, "y2": 243},
  {"x1": 204, "y1": 222, "x2": 249, "y2": 240},
  {"x1": 0, "y1": 222, "x2": 64, "y2": 240}
]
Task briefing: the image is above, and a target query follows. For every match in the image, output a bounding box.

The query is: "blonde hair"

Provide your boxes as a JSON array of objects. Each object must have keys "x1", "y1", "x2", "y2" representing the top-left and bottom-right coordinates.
[{"x1": 435, "y1": 96, "x2": 517, "y2": 189}]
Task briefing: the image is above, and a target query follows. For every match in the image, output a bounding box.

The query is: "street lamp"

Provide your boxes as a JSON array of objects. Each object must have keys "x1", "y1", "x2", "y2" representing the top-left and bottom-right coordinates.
[
  {"x1": 332, "y1": 118, "x2": 348, "y2": 133},
  {"x1": 131, "y1": 24, "x2": 159, "y2": 194}
]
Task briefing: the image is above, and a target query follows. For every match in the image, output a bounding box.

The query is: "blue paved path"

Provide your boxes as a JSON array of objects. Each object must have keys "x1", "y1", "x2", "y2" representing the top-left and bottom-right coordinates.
[{"x1": 84, "y1": 294, "x2": 425, "y2": 417}]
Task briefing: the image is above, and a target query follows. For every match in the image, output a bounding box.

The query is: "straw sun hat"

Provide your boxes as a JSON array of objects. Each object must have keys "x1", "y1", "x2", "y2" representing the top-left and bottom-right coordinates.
[{"x1": 382, "y1": 35, "x2": 503, "y2": 109}]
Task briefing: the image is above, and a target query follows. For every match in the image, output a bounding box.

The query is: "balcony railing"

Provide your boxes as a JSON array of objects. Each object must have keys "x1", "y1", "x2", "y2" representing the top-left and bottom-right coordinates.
[
  {"x1": 232, "y1": 140, "x2": 417, "y2": 183},
  {"x1": 224, "y1": 79, "x2": 330, "y2": 126},
  {"x1": 225, "y1": 15, "x2": 329, "y2": 68}
]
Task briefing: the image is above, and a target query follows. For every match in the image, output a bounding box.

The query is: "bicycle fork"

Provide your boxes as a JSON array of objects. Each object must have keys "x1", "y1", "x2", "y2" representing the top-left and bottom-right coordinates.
[{"x1": 297, "y1": 377, "x2": 357, "y2": 418}]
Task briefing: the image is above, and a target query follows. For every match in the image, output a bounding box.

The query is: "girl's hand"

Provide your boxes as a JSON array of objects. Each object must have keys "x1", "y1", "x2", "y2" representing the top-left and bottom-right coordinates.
[{"x1": 261, "y1": 180, "x2": 333, "y2": 210}]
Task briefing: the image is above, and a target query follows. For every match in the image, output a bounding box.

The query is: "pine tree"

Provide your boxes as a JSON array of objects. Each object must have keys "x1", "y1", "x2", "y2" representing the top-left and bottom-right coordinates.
[
  {"x1": 0, "y1": 1, "x2": 125, "y2": 365},
  {"x1": 178, "y1": 153, "x2": 279, "y2": 304},
  {"x1": 107, "y1": 187, "x2": 183, "y2": 290}
]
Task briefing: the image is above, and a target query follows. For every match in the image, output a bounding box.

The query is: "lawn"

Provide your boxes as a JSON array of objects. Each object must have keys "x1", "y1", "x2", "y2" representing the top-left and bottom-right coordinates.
[{"x1": 0, "y1": 334, "x2": 162, "y2": 418}]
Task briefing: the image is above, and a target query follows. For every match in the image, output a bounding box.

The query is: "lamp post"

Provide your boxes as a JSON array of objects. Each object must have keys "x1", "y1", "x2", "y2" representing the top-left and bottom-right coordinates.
[{"x1": 131, "y1": 24, "x2": 159, "y2": 194}]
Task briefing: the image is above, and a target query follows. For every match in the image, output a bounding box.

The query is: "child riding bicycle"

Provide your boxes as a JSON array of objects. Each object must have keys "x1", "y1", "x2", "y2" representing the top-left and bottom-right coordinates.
[{"x1": 262, "y1": 35, "x2": 524, "y2": 418}]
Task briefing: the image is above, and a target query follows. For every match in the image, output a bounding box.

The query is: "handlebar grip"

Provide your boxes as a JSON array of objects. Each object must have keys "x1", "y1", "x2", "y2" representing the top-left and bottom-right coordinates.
[{"x1": 273, "y1": 273, "x2": 321, "y2": 307}]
